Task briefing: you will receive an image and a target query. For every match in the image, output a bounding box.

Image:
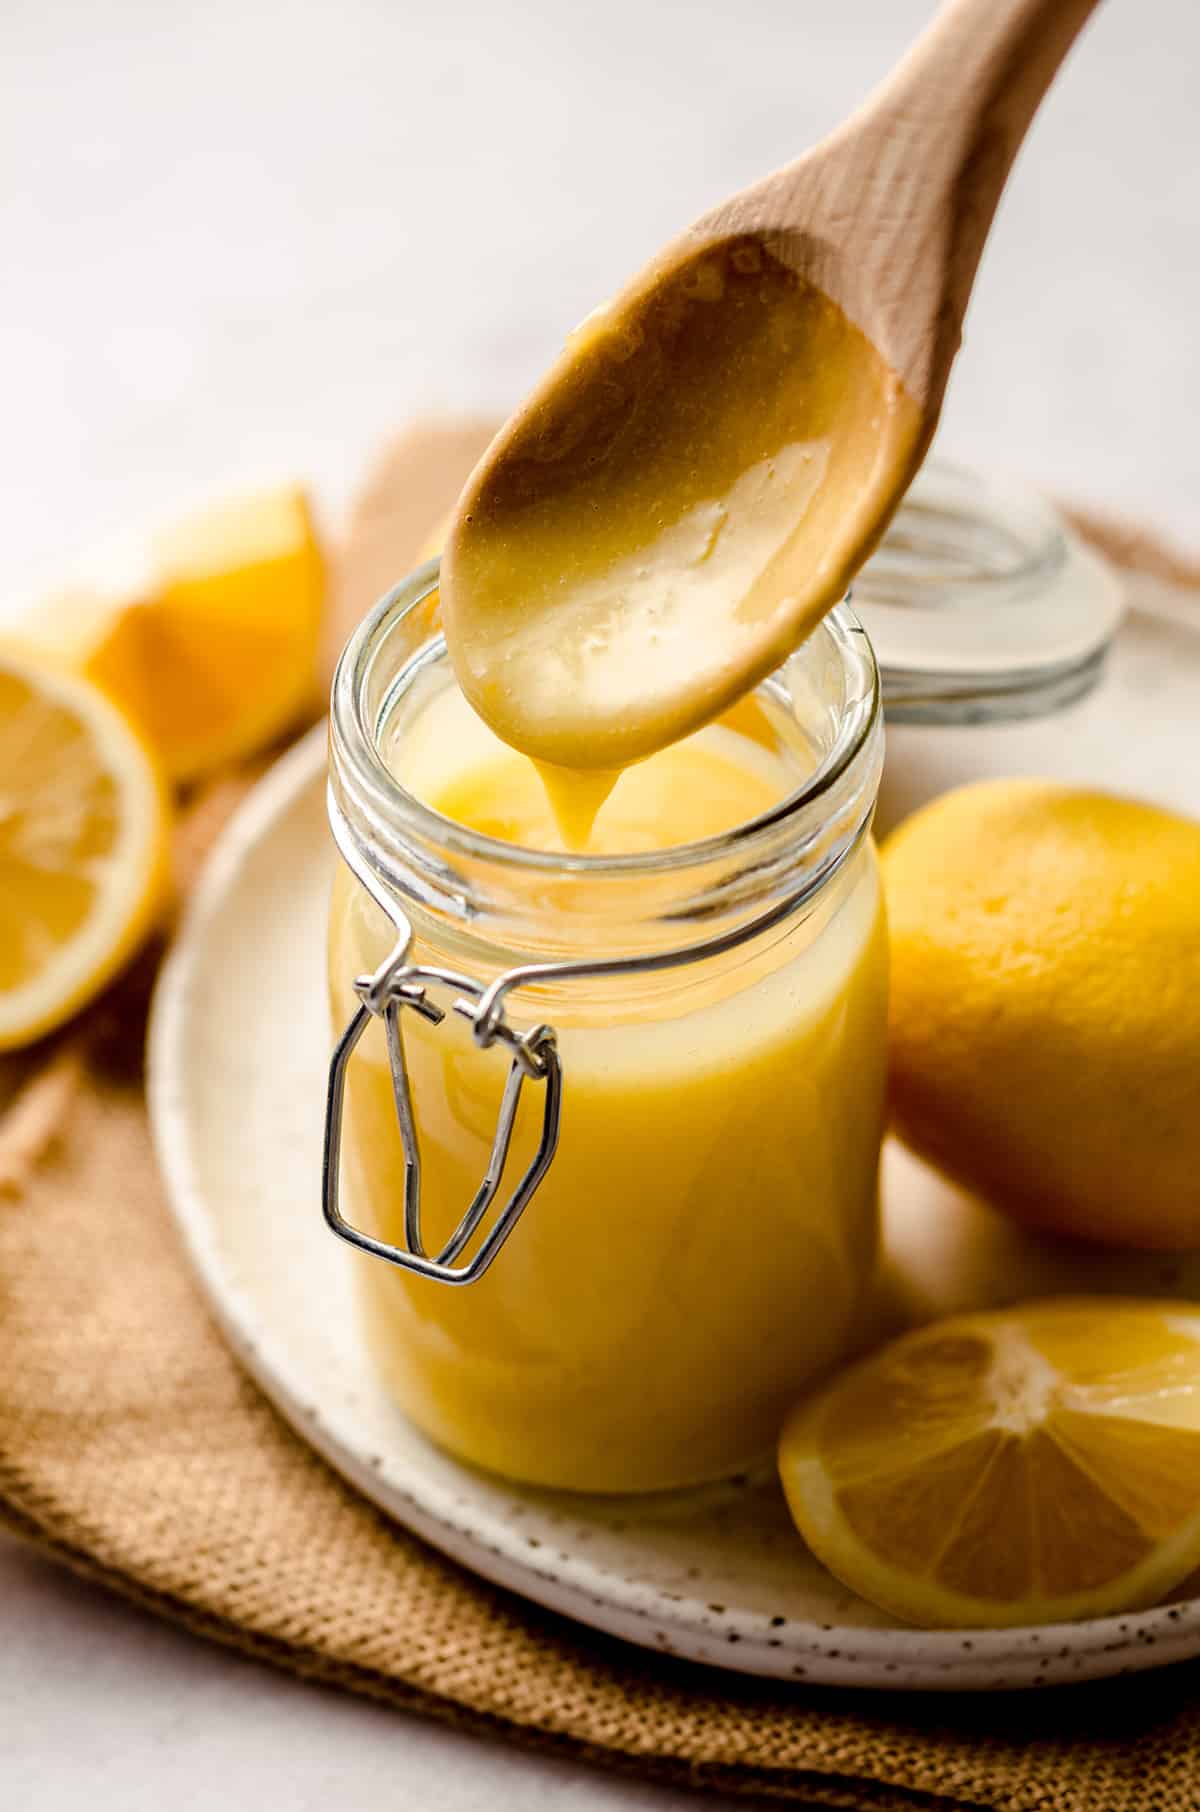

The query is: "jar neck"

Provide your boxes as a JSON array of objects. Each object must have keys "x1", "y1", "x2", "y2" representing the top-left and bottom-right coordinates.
[{"x1": 329, "y1": 563, "x2": 883, "y2": 969}]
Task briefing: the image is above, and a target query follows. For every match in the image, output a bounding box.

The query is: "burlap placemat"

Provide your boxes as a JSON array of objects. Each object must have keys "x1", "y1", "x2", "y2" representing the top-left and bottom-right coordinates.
[{"x1": 3, "y1": 421, "x2": 1199, "y2": 1812}]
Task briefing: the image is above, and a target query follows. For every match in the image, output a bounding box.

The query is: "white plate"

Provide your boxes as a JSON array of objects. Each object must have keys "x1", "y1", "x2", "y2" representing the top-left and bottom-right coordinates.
[{"x1": 149, "y1": 592, "x2": 1200, "y2": 1692}]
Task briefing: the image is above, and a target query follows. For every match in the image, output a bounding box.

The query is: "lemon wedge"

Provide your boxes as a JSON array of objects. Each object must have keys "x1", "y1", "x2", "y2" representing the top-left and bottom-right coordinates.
[
  {"x1": 29, "y1": 485, "x2": 324, "y2": 783},
  {"x1": 0, "y1": 649, "x2": 170, "y2": 1050},
  {"x1": 779, "y1": 1299, "x2": 1200, "y2": 1628}
]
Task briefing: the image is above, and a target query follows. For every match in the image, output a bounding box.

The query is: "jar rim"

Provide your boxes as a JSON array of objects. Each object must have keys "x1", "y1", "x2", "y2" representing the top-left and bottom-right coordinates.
[{"x1": 329, "y1": 560, "x2": 882, "y2": 884}]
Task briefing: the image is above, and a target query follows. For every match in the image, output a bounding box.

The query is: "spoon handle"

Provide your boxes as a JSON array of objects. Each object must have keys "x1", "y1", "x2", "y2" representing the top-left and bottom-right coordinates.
[
  {"x1": 868, "y1": 0, "x2": 1104, "y2": 381},
  {"x1": 704, "y1": 0, "x2": 1102, "y2": 411}
]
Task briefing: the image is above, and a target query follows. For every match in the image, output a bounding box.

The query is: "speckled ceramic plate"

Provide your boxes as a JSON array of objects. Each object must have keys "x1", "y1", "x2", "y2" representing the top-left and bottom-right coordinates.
[{"x1": 149, "y1": 582, "x2": 1200, "y2": 1691}]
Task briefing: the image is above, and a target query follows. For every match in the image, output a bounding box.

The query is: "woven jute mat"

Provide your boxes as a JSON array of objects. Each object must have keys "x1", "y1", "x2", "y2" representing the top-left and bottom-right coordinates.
[{"x1": 3, "y1": 421, "x2": 1200, "y2": 1812}]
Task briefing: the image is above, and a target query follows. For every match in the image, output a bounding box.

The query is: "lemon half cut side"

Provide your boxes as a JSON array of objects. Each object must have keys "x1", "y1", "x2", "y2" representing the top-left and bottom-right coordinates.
[
  {"x1": 0, "y1": 649, "x2": 170, "y2": 1050},
  {"x1": 779, "y1": 1299, "x2": 1200, "y2": 1629}
]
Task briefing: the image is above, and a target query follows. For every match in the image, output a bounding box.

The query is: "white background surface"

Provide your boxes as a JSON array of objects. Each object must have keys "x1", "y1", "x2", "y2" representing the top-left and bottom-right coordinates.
[{"x1": 2, "y1": 0, "x2": 1198, "y2": 1804}]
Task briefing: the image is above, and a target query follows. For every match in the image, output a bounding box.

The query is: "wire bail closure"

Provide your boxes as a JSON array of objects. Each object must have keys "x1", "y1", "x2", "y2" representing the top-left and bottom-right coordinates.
[
  {"x1": 321, "y1": 839, "x2": 871, "y2": 1286},
  {"x1": 323, "y1": 916, "x2": 564, "y2": 1286},
  {"x1": 321, "y1": 863, "x2": 847, "y2": 1288}
]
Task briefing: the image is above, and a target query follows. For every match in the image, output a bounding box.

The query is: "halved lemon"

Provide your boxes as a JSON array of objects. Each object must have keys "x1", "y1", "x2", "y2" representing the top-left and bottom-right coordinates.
[
  {"x1": 28, "y1": 484, "x2": 325, "y2": 783},
  {"x1": 0, "y1": 648, "x2": 170, "y2": 1050},
  {"x1": 778, "y1": 1299, "x2": 1200, "y2": 1628}
]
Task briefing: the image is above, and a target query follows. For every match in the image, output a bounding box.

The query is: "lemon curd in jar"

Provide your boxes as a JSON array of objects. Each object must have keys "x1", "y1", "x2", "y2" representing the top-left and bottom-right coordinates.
[{"x1": 326, "y1": 574, "x2": 888, "y2": 1493}]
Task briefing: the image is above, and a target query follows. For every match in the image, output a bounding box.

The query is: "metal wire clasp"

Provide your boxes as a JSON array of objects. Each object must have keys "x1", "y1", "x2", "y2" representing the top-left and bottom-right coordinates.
[{"x1": 323, "y1": 919, "x2": 563, "y2": 1285}]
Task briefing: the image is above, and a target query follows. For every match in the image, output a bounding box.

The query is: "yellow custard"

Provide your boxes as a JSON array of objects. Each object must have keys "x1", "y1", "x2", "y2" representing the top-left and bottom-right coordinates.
[
  {"x1": 442, "y1": 238, "x2": 921, "y2": 831},
  {"x1": 328, "y1": 676, "x2": 889, "y2": 1492}
]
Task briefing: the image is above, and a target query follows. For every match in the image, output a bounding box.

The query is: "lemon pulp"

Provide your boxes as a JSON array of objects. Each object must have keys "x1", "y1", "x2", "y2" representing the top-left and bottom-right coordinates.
[
  {"x1": 0, "y1": 650, "x2": 169, "y2": 1049},
  {"x1": 779, "y1": 1299, "x2": 1200, "y2": 1628}
]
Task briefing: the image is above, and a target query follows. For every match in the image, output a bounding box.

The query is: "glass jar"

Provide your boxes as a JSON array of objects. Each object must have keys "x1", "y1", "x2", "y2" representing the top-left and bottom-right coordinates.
[
  {"x1": 863, "y1": 460, "x2": 1124, "y2": 722},
  {"x1": 324, "y1": 563, "x2": 888, "y2": 1494},
  {"x1": 856, "y1": 460, "x2": 1126, "y2": 835}
]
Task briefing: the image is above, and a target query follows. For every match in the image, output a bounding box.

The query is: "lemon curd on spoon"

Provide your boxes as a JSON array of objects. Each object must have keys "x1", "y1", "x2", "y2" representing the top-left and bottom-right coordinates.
[{"x1": 440, "y1": 238, "x2": 921, "y2": 840}]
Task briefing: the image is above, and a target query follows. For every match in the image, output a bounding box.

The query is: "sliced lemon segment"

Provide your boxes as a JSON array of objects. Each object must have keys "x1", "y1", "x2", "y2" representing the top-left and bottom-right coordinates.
[
  {"x1": 0, "y1": 649, "x2": 170, "y2": 1050},
  {"x1": 29, "y1": 485, "x2": 325, "y2": 783},
  {"x1": 778, "y1": 1299, "x2": 1200, "y2": 1628}
]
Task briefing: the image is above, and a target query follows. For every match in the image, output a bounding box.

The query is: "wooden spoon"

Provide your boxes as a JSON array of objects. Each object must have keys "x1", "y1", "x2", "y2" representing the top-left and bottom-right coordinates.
[{"x1": 441, "y1": 0, "x2": 1101, "y2": 777}]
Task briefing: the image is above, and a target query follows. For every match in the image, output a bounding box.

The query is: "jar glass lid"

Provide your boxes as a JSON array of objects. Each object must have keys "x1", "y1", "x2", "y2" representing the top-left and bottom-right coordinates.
[{"x1": 854, "y1": 460, "x2": 1126, "y2": 725}]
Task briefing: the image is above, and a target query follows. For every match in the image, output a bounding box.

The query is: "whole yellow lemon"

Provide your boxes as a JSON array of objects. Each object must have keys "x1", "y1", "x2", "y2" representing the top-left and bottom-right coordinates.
[{"x1": 882, "y1": 779, "x2": 1200, "y2": 1250}]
